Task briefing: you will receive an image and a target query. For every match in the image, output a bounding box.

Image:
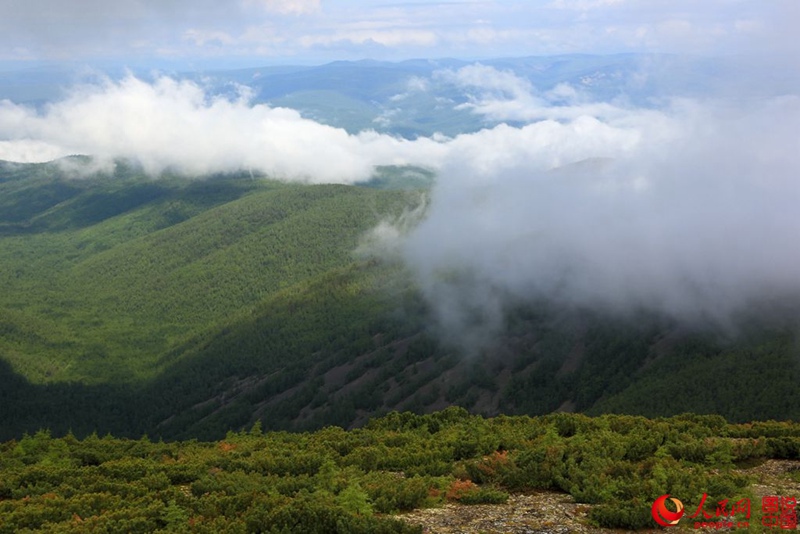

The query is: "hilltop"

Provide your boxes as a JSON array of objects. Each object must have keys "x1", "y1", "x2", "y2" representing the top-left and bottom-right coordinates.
[{"x1": 1, "y1": 409, "x2": 799, "y2": 532}]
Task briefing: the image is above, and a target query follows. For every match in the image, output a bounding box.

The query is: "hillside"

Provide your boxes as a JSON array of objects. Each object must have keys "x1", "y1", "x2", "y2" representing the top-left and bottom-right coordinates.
[{"x1": 0, "y1": 159, "x2": 799, "y2": 441}]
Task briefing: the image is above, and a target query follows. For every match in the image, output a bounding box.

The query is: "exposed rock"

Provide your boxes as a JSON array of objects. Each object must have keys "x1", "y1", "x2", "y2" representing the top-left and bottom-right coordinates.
[
  {"x1": 396, "y1": 492, "x2": 606, "y2": 534},
  {"x1": 396, "y1": 460, "x2": 800, "y2": 533}
]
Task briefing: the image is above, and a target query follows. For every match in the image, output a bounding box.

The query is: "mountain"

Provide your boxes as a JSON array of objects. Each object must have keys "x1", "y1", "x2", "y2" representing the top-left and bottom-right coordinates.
[
  {"x1": 178, "y1": 54, "x2": 800, "y2": 137},
  {"x1": 4, "y1": 54, "x2": 796, "y2": 137},
  {"x1": 1, "y1": 159, "x2": 798, "y2": 441}
]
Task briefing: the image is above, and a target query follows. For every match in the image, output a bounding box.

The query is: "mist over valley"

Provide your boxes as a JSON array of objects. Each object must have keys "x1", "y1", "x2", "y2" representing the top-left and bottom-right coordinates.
[{"x1": 1, "y1": 51, "x2": 799, "y2": 442}]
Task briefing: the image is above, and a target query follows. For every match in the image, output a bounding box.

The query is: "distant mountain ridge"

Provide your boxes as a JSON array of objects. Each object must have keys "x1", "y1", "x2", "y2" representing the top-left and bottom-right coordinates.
[{"x1": 2, "y1": 54, "x2": 795, "y2": 137}]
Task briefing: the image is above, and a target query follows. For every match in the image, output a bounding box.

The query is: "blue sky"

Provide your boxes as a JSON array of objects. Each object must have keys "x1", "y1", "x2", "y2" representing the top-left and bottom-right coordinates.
[{"x1": 0, "y1": 0, "x2": 794, "y2": 66}]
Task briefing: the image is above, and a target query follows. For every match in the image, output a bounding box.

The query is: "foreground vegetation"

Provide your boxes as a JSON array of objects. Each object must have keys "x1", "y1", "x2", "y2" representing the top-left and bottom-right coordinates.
[{"x1": 2, "y1": 409, "x2": 799, "y2": 532}]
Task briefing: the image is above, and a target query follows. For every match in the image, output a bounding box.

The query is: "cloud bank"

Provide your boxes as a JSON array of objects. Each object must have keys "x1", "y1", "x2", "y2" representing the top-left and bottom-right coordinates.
[
  {"x1": 435, "y1": 63, "x2": 636, "y2": 122},
  {"x1": 0, "y1": 75, "x2": 443, "y2": 182},
  {"x1": 403, "y1": 90, "x2": 800, "y2": 341},
  {"x1": 0, "y1": 70, "x2": 645, "y2": 180},
  {"x1": 2, "y1": 65, "x2": 799, "y2": 340}
]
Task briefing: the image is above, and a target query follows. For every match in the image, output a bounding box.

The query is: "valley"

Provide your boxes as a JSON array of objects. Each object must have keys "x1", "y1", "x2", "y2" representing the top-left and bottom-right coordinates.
[{"x1": 1, "y1": 159, "x2": 798, "y2": 442}]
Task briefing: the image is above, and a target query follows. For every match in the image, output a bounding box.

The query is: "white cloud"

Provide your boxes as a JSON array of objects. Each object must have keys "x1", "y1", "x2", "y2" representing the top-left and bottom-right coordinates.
[
  {"x1": 0, "y1": 139, "x2": 66, "y2": 163},
  {"x1": 389, "y1": 76, "x2": 430, "y2": 102},
  {"x1": 548, "y1": 0, "x2": 626, "y2": 11},
  {"x1": 0, "y1": 69, "x2": 650, "y2": 181},
  {"x1": 244, "y1": 0, "x2": 320, "y2": 15},
  {"x1": 0, "y1": 76, "x2": 445, "y2": 181},
  {"x1": 183, "y1": 29, "x2": 237, "y2": 47},
  {"x1": 0, "y1": 0, "x2": 794, "y2": 62},
  {"x1": 403, "y1": 94, "x2": 800, "y2": 343},
  {"x1": 438, "y1": 64, "x2": 532, "y2": 100},
  {"x1": 734, "y1": 19, "x2": 762, "y2": 33},
  {"x1": 434, "y1": 64, "x2": 642, "y2": 122},
  {"x1": 299, "y1": 28, "x2": 438, "y2": 48}
]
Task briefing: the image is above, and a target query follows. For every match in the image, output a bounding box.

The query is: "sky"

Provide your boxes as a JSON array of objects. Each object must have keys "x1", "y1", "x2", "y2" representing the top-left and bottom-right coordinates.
[{"x1": 0, "y1": 0, "x2": 795, "y2": 66}]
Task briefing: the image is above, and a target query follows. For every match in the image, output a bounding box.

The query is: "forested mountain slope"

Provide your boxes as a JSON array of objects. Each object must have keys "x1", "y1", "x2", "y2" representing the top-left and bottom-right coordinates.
[{"x1": 1, "y1": 159, "x2": 798, "y2": 441}]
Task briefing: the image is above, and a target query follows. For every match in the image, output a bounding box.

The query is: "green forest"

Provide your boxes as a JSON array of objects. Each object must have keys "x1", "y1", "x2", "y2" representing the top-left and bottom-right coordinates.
[
  {"x1": 1, "y1": 158, "x2": 800, "y2": 532},
  {"x1": 2, "y1": 409, "x2": 799, "y2": 532},
  {"x1": 1, "y1": 158, "x2": 799, "y2": 442}
]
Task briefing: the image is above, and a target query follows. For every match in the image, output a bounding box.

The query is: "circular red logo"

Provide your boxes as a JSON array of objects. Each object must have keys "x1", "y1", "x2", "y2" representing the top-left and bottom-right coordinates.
[{"x1": 652, "y1": 494, "x2": 685, "y2": 527}]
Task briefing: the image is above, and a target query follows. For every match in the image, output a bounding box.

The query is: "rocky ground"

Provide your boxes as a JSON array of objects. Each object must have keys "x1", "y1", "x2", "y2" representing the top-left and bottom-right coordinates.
[
  {"x1": 397, "y1": 491, "x2": 609, "y2": 533},
  {"x1": 396, "y1": 460, "x2": 800, "y2": 533}
]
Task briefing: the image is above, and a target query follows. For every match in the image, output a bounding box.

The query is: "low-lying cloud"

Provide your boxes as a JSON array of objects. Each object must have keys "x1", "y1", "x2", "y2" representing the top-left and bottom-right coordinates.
[
  {"x1": 0, "y1": 70, "x2": 648, "y2": 180},
  {"x1": 1, "y1": 67, "x2": 798, "y2": 340},
  {"x1": 0, "y1": 75, "x2": 443, "y2": 182},
  {"x1": 404, "y1": 92, "x2": 800, "y2": 341},
  {"x1": 434, "y1": 63, "x2": 629, "y2": 122}
]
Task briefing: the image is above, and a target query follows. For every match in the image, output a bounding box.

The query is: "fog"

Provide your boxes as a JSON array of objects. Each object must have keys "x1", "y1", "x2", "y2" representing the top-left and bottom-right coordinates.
[
  {"x1": 404, "y1": 92, "x2": 800, "y2": 341},
  {"x1": 1, "y1": 62, "x2": 799, "y2": 341}
]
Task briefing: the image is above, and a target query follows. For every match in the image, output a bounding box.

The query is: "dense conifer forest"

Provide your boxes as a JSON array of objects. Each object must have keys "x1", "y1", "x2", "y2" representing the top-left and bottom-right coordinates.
[{"x1": 1, "y1": 159, "x2": 799, "y2": 442}]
